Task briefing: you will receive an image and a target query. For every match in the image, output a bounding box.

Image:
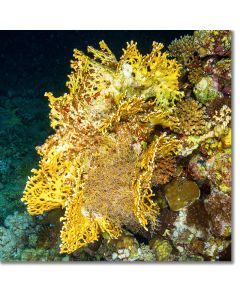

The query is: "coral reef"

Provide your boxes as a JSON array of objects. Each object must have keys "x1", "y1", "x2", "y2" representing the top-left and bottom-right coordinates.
[
  {"x1": 0, "y1": 211, "x2": 40, "y2": 261},
  {"x1": 0, "y1": 211, "x2": 71, "y2": 262},
  {"x1": 97, "y1": 233, "x2": 141, "y2": 261},
  {"x1": 96, "y1": 235, "x2": 157, "y2": 262},
  {"x1": 187, "y1": 154, "x2": 208, "y2": 182},
  {"x1": 194, "y1": 30, "x2": 231, "y2": 58},
  {"x1": 110, "y1": 234, "x2": 139, "y2": 261},
  {"x1": 168, "y1": 30, "x2": 231, "y2": 103},
  {"x1": 168, "y1": 208, "x2": 230, "y2": 261},
  {"x1": 13, "y1": 30, "x2": 232, "y2": 261}
]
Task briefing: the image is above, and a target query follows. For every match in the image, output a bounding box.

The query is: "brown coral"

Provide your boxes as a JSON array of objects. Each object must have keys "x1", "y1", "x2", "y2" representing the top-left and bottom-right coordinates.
[
  {"x1": 204, "y1": 189, "x2": 231, "y2": 237},
  {"x1": 151, "y1": 156, "x2": 177, "y2": 186},
  {"x1": 173, "y1": 99, "x2": 208, "y2": 136},
  {"x1": 168, "y1": 35, "x2": 196, "y2": 66},
  {"x1": 186, "y1": 201, "x2": 210, "y2": 237}
]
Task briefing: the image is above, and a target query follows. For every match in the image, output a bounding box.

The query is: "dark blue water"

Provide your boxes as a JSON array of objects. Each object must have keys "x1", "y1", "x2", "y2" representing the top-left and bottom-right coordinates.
[{"x1": 0, "y1": 30, "x2": 193, "y2": 97}]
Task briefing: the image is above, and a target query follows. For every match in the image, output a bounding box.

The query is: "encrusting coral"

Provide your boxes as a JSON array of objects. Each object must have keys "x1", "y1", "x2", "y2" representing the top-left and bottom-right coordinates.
[
  {"x1": 206, "y1": 150, "x2": 231, "y2": 194},
  {"x1": 164, "y1": 177, "x2": 200, "y2": 211},
  {"x1": 204, "y1": 189, "x2": 231, "y2": 237},
  {"x1": 149, "y1": 238, "x2": 172, "y2": 261}
]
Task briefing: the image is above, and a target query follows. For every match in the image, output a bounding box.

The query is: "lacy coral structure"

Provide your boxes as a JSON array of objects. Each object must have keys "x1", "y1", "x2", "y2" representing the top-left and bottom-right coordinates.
[{"x1": 22, "y1": 41, "x2": 183, "y2": 254}]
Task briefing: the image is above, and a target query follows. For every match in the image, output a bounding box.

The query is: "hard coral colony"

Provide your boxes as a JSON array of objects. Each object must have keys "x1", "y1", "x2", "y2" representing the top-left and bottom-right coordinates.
[{"x1": 21, "y1": 31, "x2": 232, "y2": 261}]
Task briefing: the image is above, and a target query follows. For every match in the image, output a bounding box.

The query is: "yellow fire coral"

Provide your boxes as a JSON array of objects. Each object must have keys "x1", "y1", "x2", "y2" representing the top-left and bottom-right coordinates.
[{"x1": 22, "y1": 40, "x2": 183, "y2": 254}]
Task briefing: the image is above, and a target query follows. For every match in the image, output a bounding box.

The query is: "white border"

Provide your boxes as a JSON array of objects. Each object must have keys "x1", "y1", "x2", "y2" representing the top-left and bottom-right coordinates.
[
  {"x1": 1, "y1": 1, "x2": 239, "y2": 299},
  {"x1": 0, "y1": 0, "x2": 239, "y2": 30}
]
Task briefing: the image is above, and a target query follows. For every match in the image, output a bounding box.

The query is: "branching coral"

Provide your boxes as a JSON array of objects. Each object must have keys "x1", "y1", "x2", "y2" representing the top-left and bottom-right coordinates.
[
  {"x1": 211, "y1": 104, "x2": 231, "y2": 137},
  {"x1": 22, "y1": 40, "x2": 183, "y2": 254},
  {"x1": 178, "y1": 104, "x2": 231, "y2": 157},
  {"x1": 22, "y1": 147, "x2": 73, "y2": 215},
  {"x1": 168, "y1": 35, "x2": 196, "y2": 66},
  {"x1": 151, "y1": 156, "x2": 177, "y2": 186},
  {"x1": 173, "y1": 99, "x2": 209, "y2": 136}
]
